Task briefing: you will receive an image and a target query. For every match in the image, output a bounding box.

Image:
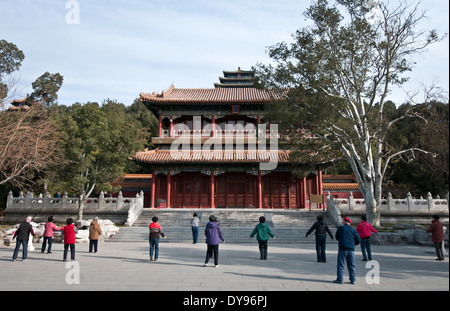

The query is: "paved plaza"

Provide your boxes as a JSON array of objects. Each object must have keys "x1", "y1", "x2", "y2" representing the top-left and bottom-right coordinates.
[{"x1": 0, "y1": 241, "x2": 448, "y2": 292}]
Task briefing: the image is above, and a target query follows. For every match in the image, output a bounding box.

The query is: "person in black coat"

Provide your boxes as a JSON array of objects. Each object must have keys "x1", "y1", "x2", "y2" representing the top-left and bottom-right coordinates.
[
  {"x1": 12, "y1": 216, "x2": 36, "y2": 261},
  {"x1": 306, "y1": 214, "x2": 334, "y2": 262}
]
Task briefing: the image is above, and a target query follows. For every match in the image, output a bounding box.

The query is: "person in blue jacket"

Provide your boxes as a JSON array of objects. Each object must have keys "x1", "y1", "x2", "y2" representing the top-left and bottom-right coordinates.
[{"x1": 334, "y1": 217, "x2": 361, "y2": 284}]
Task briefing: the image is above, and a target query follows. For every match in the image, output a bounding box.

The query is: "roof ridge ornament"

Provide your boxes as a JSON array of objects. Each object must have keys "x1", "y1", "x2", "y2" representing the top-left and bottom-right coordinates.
[{"x1": 162, "y1": 84, "x2": 175, "y2": 98}]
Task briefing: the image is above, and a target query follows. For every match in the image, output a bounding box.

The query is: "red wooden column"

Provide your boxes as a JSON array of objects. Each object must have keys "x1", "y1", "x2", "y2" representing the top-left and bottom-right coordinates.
[
  {"x1": 210, "y1": 173, "x2": 215, "y2": 208},
  {"x1": 287, "y1": 174, "x2": 291, "y2": 209},
  {"x1": 151, "y1": 171, "x2": 156, "y2": 208},
  {"x1": 269, "y1": 174, "x2": 273, "y2": 209},
  {"x1": 167, "y1": 172, "x2": 171, "y2": 208},
  {"x1": 158, "y1": 115, "x2": 163, "y2": 137},
  {"x1": 211, "y1": 115, "x2": 216, "y2": 137},
  {"x1": 318, "y1": 170, "x2": 323, "y2": 209},
  {"x1": 313, "y1": 171, "x2": 320, "y2": 209},
  {"x1": 301, "y1": 177, "x2": 307, "y2": 209},
  {"x1": 170, "y1": 116, "x2": 173, "y2": 137},
  {"x1": 258, "y1": 171, "x2": 263, "y2": 209}
]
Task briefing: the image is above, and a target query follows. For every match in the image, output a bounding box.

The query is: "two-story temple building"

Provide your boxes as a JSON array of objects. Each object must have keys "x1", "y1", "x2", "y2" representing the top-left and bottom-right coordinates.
[{"x1": 132, "y1": 68, "x2": 327, "y2": 209}]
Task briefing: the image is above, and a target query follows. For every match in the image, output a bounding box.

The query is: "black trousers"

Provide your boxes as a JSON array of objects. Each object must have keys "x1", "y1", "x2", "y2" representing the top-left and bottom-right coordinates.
[
  {"x1": 64, "y1": 243, "x2": 75, "y2": 261},
  {"x1": 258, "y1": 240, "x2": 268, "y2": 260},
  {"x1": 41, "y1": 237, "x2": 53, "y2": 253},
  {"x1": 89, "y1": 239, "x2": 99, "y2": 252},
  {"x1": 434, "y1": 242, "x2": 444, "y2": 260},
  {"x1": 315, "y1": 235, "x2": 327, "y2": 262},
  {"x1": 205, "y1": 244, "x2": 219, "y2": 265}
]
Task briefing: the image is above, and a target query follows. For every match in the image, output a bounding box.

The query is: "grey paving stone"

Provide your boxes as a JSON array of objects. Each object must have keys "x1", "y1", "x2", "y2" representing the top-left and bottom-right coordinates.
[{"x1": 0, "y1": 242, "x2": 448, "y2": 292}]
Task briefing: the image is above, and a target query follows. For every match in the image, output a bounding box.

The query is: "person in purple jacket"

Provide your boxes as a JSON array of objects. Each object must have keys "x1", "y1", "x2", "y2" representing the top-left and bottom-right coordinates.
[{"x1": 203, "y1": 215, "x2": 225, "y2": 267}]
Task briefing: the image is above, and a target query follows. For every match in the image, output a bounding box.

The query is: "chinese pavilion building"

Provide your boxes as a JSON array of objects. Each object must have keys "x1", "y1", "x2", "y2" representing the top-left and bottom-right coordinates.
[
  {"x1": 133, "y1": 68, "x2": 327, "y2": 209},
  {"x1": 7, "y1": 96, "x2": 34, "y2": 112},
  {"x1": 214, "y1": 67, "x2": 255, "y2": 88}
]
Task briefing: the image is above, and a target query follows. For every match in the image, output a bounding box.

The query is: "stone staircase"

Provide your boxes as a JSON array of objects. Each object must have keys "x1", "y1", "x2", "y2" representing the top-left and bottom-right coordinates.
[{"x1": 108, "y1": 209, "x2": 338, "y2": 244}]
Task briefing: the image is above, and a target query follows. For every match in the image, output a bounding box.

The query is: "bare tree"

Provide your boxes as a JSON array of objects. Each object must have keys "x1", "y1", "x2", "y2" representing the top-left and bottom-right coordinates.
[
  {"x1": 0, "y1": 103, "x2": 62, "y2": 189},
  {"x1": 256, "y1": 0, "x2": 446, "y2": 225}
]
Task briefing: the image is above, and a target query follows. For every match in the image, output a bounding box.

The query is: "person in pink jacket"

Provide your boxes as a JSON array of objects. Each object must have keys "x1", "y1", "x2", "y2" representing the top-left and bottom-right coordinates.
[
  {"x1": 356, "y1": 216, "x2": 378, "y2": 261},
  {"x1": 41, "y1": 216, "x2": 61, "y2": 254}
]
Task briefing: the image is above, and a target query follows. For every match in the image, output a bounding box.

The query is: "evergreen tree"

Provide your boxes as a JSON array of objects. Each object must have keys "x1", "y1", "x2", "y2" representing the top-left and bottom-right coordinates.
[{"x1": 49, "y1": 100, "x2": 150, "y2": 219}]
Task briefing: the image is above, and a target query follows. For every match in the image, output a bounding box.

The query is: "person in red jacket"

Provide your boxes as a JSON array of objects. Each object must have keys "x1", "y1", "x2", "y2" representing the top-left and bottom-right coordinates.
[
  {"x1": 356, "y1": 216, "x2": 378, "y2": 261},
  {"x1": 149, "y1": 216, "x2": 167, "y2": 262},
  {"x1": 61, "y1": 218, "x2": 78, "y2": 262},
  {"x1": 426, "y1": 215, "x2": 444, "y2": 261}
]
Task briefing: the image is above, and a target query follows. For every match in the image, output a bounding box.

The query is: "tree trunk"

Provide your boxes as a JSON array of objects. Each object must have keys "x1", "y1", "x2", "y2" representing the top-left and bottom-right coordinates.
[
  {"x1": 77, "y1": 184, "x2": 95, "y2": 221},
  {"x1": 77, "y1": 192, "x2": 85, "y2": 220},
  {"x1": 365, "y1": 188, "x2": 381, "y2": 227},
  {"x1": 365, "y1": 195, "x2": 381, "y2": 227},
  {"x1": 367, "y1": 199, "x2": 381, "y2": 227}
]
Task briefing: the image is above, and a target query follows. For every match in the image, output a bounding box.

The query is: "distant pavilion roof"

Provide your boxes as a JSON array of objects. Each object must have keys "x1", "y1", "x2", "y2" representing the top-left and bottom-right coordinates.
[
  {"x1": 322, "y1": 183, "x2": 360, "y2": 190},
  {"x1": 322, "y1": 175, "x2": 360, "y2": 190},
  {"x1": 214, "y1": 67, "x2": 256, "y2": 88},
  {"x1": 140, "y1": 85, "x2": 278, "y2": 105},
  {"x1": 7, "y1": 96, "x2": 36, "y2": 111},
  {"x1": 111, "y1": 173, "x2": 153, "y2": 190}
]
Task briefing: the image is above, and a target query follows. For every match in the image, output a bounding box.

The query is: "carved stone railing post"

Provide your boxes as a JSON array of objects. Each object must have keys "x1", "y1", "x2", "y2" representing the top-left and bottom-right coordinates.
[
  {"x1": 116, "y1": 191, "x2": 123, "y2": 210},
  {"x1": 348, "y1": 192, "x2": 355, "y2": 211},
  {"x1": 427, "y1": 192, "x2": 434, "y2": 211},
  {"x1": 7, "y1": 191, "x2": 13, "y2": 208},
  {"x1": 406, "y1": 192, "x2": 413, "y2": 211},
  {"x1": 387, "y1": 192, "x2": 393, "y2": 211},
  {"x1": 62, "y1": 191, "x2": 69, "y2": 208},
  {"x1": 99, "y1": 191, "x2": 105, "y2": 209}
]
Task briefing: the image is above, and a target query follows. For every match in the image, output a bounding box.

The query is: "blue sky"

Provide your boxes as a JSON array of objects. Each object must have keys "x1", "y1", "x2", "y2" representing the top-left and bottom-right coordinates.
[{"x1": 1, "y1": 0, "x2": 448, "y2": 106}]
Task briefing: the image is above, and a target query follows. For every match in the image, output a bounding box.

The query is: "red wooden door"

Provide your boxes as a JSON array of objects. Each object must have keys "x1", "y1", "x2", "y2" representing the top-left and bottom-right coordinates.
[
  {"x1": 174, "y1": 174, "x2": 209, "y2": 208},
  {"x1": 272, "y1": 181, "x2": 289, "y2": 208},
  {"x1": 216, "y1": 173, "x2": 255, "y2": 208},
  {"x1": 227, "y1": 181, "x2": 245, "y2": 208},
  {"x1": 184, "y1": 178, "x2": 200, "y2": 207}
]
